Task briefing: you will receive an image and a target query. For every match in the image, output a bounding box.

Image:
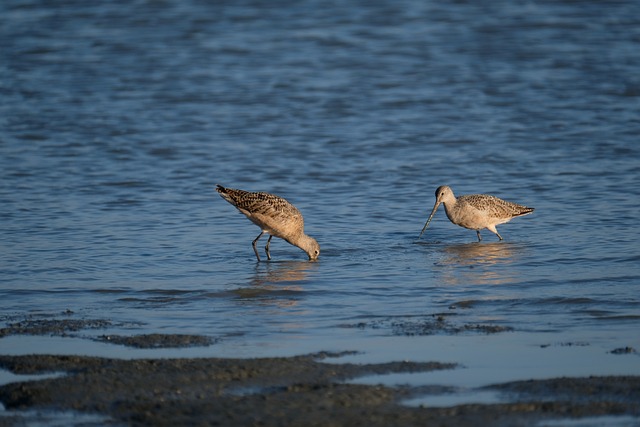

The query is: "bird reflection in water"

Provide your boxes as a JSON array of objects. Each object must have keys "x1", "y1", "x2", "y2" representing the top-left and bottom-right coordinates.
[
  {"x1": 434, "y1": 242, "x2": 526, "y2": 286},
  {"x1": 252, "y1": 260, "x2": 317, "y2": 286},
  {"x1": 233, "y1": 261, "x2": 318, "y2": 309}
]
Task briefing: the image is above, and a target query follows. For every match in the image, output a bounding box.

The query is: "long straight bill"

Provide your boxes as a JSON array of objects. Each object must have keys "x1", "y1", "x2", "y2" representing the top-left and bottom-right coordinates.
[{"x1": 419, "y1": 202, "x2": 440, "y2": 239}]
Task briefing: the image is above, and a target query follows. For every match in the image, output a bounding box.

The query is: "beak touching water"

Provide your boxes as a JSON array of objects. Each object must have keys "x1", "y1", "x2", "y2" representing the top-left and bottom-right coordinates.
[{"x1": 419, "y1": 201, "x2": 441, "y2": 239}]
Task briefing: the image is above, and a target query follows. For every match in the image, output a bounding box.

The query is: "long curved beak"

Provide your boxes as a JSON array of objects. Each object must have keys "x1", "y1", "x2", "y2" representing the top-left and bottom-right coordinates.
[{"x1": 419, "y1": 201, "x2": 441, "y2": 239}]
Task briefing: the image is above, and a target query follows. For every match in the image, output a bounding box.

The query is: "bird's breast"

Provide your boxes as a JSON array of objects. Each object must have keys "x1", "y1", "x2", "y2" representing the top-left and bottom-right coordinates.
[{"x1": 444, "y1": 202, "x2": 486, "y2": 230}]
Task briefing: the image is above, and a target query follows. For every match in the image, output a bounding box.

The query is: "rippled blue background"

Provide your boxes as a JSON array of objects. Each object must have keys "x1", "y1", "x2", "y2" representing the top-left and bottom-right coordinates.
[{"x1": 1, "y1": 0, "x2": 639, "y2": 399}]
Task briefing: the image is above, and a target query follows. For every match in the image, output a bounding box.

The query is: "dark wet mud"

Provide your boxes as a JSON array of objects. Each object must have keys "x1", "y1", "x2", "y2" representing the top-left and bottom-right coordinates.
[
  {"x1": 0, "y1": 316, "x2": 115, "y2": 339},
  {"x1": 1, "y1": 316, "x2": 639, "y2": 426},
  {"x1": 0, "y1": 315, "x2": 216, "y2": 349},
  {"x1": 0, "y1": 352, "x2": 638, "y2": 427},
  {"x1": 94, "y1": 334, "x2": 217, "y2": 349},
  {"x1": 340, "y1": 314, "x2": 513, "y2": 336}
]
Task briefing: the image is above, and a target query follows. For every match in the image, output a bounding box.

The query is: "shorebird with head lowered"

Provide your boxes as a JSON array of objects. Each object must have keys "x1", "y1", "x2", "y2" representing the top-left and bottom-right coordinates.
[
  {"x1": 216, "y1": 185, "x2": 320, "y2": 261},
  {"x1": 419, "y1": 185, "x2": 534, "y2": 242}
]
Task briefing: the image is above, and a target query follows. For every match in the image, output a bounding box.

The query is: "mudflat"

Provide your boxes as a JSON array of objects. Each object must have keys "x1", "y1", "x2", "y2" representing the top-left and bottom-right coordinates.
[{"x1": 1, "y1": 351, "x2": 639, "y2": 426}]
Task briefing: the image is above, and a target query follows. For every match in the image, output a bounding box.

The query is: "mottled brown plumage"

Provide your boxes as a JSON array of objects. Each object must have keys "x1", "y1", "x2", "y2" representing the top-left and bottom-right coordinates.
[
  {"x1": 419, "y1": 185, "x2": 534, "y2": 241},
  {"x1": 216, "y1": 185, "x2": 320, "y2": 261}
]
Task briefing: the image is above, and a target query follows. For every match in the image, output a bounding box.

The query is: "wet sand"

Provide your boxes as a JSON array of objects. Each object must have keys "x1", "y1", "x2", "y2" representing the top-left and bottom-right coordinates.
[
  {"x1": 1, "y1": 351, "x2": 639, "y2": 426},
  {"x1": 1, "y1": 318, "x2": 639, "y2": 426}
]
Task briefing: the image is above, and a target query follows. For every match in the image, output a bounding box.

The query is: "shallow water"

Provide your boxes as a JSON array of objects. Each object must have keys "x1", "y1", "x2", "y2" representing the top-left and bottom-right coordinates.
[{"x1": 1, "y1": 0, "x2": 640, "y2": 404}]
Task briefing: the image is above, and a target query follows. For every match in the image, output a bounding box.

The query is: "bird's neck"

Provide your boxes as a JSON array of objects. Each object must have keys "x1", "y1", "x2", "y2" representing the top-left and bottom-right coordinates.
[{"x1": 286, "y1": 232, "x2": 309, "y2": 248}]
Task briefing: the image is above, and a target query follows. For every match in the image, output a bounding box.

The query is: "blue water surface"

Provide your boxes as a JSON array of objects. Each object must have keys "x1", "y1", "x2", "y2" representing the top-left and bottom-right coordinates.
[{"x1": 1, "y1": 0, "x2": 639, "y2": 400}]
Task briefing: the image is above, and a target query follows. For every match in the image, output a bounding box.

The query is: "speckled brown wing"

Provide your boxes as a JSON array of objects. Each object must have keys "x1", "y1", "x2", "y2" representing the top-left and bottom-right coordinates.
[
  {"x1": 216, "y1": 185, "x2": 304, "y2": 231},
  {"x1": 463, "y1": 194, "x2": 534, "y2": 219}
]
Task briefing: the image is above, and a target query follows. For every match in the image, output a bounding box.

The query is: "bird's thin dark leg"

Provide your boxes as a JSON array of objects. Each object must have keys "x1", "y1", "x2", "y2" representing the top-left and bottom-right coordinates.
[
  {"x1": 252, "y1": 231, "x2": 265, "y2": 262},
  {"x1": 487, "y1": 225, "x2": 503, "y2": 241},
  {"x1": 476, "y1": 230, "x2": 482, "y2": 242},
  {"x1": 265, "y1": 235, "x2": 273, "y2": 261}
]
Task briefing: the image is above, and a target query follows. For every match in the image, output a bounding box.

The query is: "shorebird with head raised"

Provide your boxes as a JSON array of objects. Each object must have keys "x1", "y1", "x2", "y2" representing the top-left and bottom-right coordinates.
[
  {"x1": 419, "y1": 185, "x2": 534, "y2": 242},
  {"x1": 216, "y1": 185, "x2": 320, "y2": 261}
]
